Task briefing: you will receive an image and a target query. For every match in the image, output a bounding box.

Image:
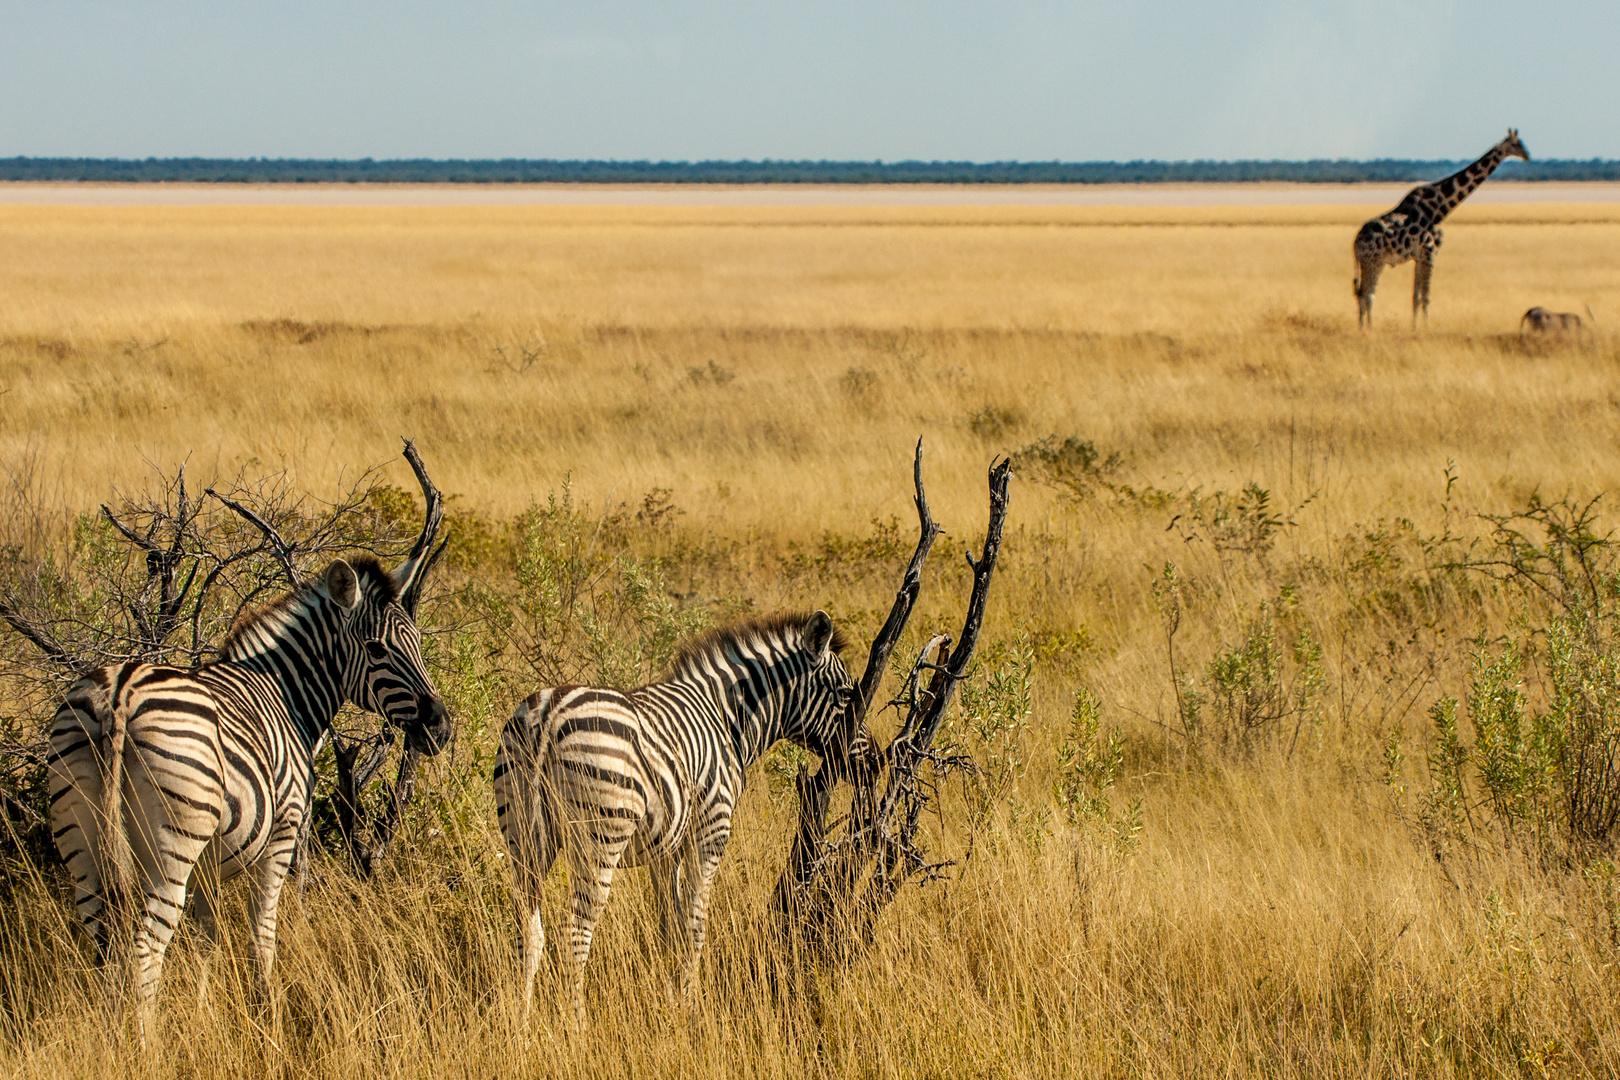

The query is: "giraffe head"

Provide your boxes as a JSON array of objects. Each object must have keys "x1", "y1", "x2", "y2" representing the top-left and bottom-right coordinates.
[{"x1": 1501, "y1": 129, "x2": 1530, "y2": 162}]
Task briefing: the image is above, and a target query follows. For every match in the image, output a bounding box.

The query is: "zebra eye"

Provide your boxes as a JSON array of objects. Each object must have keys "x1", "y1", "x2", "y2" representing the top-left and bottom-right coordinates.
[{"x1": 364, "y1": 640, "x2": 388, "y2": 661}]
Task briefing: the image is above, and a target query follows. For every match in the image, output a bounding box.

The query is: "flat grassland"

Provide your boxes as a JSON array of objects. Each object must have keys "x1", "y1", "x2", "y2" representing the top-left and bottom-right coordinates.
[{"x1": 4, "y1": 200, "x2": 1620, "y2": 1078}]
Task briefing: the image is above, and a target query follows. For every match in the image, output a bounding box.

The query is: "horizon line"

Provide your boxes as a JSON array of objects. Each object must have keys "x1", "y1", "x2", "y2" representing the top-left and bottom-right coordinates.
[{"x1": 5, "y1": 156, "x2": 1619, "y2": 185}]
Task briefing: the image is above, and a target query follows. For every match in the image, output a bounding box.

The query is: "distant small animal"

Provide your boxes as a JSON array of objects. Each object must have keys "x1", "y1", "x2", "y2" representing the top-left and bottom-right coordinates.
[
  {"x1": 1353, "y1": 129, "x2": 1531, "y2": 328},
  {"x1": 1520, "y1": 307, "x2": 1584, "y2": 333}
]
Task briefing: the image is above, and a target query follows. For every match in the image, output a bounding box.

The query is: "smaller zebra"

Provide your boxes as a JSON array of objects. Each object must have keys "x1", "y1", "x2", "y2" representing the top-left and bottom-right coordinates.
[
  {"x1": 1521, "y1": 306, "x2": 1585, "y2": 333},
  {"x1": 494, "y1": 610, "x2": 868, "y2": 1024}
]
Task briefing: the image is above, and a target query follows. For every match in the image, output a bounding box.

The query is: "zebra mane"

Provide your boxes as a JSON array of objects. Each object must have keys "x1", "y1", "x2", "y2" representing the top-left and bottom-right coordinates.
[
  {"x1": 668, "y1": 611, "x2": 850, "y2": 679},
  {"x1": 220, "y1": 555, "x2": 399, "y2": 655}
]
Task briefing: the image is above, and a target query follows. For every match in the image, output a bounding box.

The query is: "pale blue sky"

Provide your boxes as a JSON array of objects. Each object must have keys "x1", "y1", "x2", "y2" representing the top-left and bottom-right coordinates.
[{"x1": 2, "y1": 1, "x2": 1615, "y2": 161}]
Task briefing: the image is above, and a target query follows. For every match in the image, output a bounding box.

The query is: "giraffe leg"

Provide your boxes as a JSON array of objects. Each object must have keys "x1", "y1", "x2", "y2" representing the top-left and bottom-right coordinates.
[
  {"x1": 676, "y1": 831, "x2": 731, "y2": 1002},
  {"x1": 1412, "y1": 253, "x2": 1433, "y2": 328},
  {"x1": 1355, "y1": 259, "x2": 1382, "y2": 328},
  {"x1": 562, "y1": 824, "x2": 632, "y2": 1029}
]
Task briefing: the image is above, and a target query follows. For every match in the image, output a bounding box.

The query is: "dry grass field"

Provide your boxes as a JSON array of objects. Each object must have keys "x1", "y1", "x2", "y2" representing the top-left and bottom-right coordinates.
[{"x1": 4, "y1": 198, "x2": 1620, "y2": 1078}]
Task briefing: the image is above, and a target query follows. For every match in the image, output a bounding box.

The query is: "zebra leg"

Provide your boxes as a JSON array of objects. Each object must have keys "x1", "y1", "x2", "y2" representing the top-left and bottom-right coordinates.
[
  {"x1": 46, "y1": 687, "x2": 116, "y2": 962},
  {"x1": 125, "y1": 841, "x2": 203, "y2": 1043},
  {"x1": 561, "y1": 827, "x2": 632, "y2": 1029},
  {"x1": 648, "y1": 854, "x2": 691, "y2": 1004},
  {"x1": 123, "y1": 742, "x2": 219, "y2": 1044},
  {"x1": 513, "y1": 823, "x2": 560, "y2": 1020},
  {"x1": 676, "y1": 838, "x2": 729, "y2": 1001},
  {"x1": 189, "y1": 857, "x2": 223, "y2": 1010},
  {"x1": 649, "y1": 857, "x2": 686, "y2": 956},
  {"x1": 246, "y1": 827, "x2": 300, "y2": 1012}
]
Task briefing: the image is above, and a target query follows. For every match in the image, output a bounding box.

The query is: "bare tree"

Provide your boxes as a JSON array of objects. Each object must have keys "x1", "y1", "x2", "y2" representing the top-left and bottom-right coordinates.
[{"x1": 774, "y1": 444, "x2": 1012, "y2": 961}]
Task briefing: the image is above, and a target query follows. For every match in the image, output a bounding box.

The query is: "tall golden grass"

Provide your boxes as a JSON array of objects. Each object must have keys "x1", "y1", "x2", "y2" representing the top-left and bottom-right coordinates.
[{"x1": 3, "y1": 199, "x2": 1620, "y2": 1077}]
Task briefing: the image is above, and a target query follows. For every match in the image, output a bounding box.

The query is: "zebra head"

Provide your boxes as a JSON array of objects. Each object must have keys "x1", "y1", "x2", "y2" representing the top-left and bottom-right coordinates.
[
  {"x1": 786, "y1": 610, "x2": 873, "y2": 782},
  {"x1": 325, "y1": 558, "x2": 452, "y2": 756}
]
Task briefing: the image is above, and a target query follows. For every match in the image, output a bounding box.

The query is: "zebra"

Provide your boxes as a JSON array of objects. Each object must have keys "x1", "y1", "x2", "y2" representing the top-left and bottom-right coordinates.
[
  {"x1": 46, "y1": 553, "x2": 452, "y2": 1040},
  {"x1": 493, "y1": 609, "x2": 869, "y2": 1024}
]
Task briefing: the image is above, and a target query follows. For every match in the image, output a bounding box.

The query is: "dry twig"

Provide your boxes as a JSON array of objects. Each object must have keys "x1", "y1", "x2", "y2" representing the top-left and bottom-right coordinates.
[{"x1": 774, "y1": 444, "x2": 1012, "y2": 961}]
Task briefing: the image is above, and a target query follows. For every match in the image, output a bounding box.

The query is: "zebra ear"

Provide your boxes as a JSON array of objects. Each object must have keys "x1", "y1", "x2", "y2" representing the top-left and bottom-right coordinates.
[
  {"x1": 325, "y1": 559, "x2": 360, "y2": 611},
  {"x1": 805, "y1": 610, "x2": 835, "y2": 659}
]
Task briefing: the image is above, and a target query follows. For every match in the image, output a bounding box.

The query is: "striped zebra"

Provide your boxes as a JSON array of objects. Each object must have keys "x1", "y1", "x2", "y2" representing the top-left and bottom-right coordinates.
[
  {"x1": 46, "y1": 554, "x2": 451, "y2": 1039},
  {"x1": 493, "y1": 610, "x2": 868, "y2": 1023}
]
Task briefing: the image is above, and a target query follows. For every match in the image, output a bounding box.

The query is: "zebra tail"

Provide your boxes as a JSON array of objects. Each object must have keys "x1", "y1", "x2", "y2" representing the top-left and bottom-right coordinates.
[
  {"x1": 497, "y1": 691, "x2": 561, "y2": 879},
  {"x1": 101, "y1": 700, "x2": 133, "y2": 899},
  {"x1": 519, "y1": 692, "x2": 558, "y2": 818}
]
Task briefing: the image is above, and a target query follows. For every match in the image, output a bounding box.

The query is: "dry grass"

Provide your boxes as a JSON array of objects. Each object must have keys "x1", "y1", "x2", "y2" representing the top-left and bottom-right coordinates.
[{"x1": 5, "y1": 201, "x2": 1620, "y2": 1077}]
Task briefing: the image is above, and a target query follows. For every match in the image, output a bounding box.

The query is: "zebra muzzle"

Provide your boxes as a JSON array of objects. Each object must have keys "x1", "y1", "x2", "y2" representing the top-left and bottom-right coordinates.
[{"x1": 407, "y1": 694, "x2": 453, "y2": 755}]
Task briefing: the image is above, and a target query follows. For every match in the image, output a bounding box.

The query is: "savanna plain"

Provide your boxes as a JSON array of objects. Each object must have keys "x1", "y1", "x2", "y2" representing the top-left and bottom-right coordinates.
[{"x1": 4, "y1": 198, "x2": 1620, "y2": 1078}]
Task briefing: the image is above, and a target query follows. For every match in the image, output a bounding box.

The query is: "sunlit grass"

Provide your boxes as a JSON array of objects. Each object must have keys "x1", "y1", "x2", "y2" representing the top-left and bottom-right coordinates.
[{"x1": 4, "y1": 201, "x2": 1620, "y2": 1076}]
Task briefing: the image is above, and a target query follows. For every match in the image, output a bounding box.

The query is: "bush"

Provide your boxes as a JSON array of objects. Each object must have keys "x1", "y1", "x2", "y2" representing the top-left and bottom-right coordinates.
[
  {"x1": 946, "y1": 629, "x2": 1035, "y2": 824},
  {"x1": 1405, "y1": 492, "x2": 1620, "y2": 864},
  {"x1": 508, "y1": 475, "x2": 708, "y2": 690},
  {"x1": 1053, "y1": 687, "x2": 1142, "y2": 856},
  {"x1": 1011, "y1": 435, "x2": 1122, "y2": 501}
]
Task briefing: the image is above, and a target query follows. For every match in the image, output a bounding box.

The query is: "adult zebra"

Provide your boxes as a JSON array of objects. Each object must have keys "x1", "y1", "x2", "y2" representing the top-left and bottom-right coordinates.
[
  {"x1": 47, "y1": 514, "x2": 451, "y2": 1039},
  {"x1": 494, "y1": 610, "x2": 869, "y2": 1024}
]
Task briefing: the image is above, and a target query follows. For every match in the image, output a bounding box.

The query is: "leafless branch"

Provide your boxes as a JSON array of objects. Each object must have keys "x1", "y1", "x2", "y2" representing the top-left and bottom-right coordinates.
[
  {"x1": 206, "y1": 488, "x2": 298, "y2": 584},
  {"x1": 397, "y1": 438, "x2": 446, "y2": 616},
  {"x1": 774, "y1": 451, "x2": 1012, "y2": 963},
  {"x1": 0, "y1": 595, "x2": 87, "y2": 674},
  {"x1": 773, "y1": 440, "x2": 940, "y2": 923}
]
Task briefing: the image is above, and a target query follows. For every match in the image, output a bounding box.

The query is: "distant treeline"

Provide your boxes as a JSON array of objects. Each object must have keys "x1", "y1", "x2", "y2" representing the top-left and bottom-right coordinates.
[{"x1": 2, "y1": 157, "x2": 1618, "y2": 184}]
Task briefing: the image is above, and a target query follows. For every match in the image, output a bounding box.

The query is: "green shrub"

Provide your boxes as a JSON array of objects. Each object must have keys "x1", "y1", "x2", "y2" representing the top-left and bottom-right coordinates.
[
  {"x1": 1053, "y1": 687, "x2": 1142, "y2": 856},
  {"x1": 509, "y1": 477, "x2": 708, "y2": 690}
]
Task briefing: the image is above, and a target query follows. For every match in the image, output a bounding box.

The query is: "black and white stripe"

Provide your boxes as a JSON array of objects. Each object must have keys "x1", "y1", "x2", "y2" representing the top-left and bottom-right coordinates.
[
  {"x1": 46, "y1": 555, "x2": 451, "y2": 1038},
  {"x1": 493, "y1": 609, "x2": 867, "y2": 1022}
]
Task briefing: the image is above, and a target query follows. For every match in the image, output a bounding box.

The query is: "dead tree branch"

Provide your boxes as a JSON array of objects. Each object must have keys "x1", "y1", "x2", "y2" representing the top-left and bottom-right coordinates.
[
  {"x1": 397, "y1": 438, "x2": 448, "y2": 616},
  {"x1": 773, "y1": 438, "x2": 939, "y2": 923},
  {"x1": 774, "y1": 449, "x2": 1012, "y2": 962},
  {"x1": 205, "y1": 487, "x2": 297, "y2": 584},
  {"x1": 322, "y1": 438, "x2": 446, "y2": 877}
]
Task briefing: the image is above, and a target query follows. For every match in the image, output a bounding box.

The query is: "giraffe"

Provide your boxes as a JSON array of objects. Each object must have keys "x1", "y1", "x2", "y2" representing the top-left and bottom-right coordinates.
[{"x1": 1353, "y1": 129, "x2": 1530, "y2": 328}]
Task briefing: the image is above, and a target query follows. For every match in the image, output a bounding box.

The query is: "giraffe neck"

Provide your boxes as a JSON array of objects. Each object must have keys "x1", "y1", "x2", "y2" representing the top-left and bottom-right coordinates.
[{"x1": 1425, "y1": 142, "x2": 1513, "y2": 223}]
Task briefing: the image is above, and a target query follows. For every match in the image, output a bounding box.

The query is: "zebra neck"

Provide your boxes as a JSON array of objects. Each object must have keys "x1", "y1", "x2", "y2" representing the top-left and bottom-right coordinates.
[
  {"x1": 219, "y1": 594, "x2": 348, "y2": 749},
  {"x1": 722, "y1": 681, "x2": 810, "y2": 770}
]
